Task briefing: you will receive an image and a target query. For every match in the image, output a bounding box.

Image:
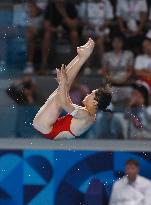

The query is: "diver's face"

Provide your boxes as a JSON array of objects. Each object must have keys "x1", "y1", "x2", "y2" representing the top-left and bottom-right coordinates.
[{"x1": 82, "y1": 89, "x2": 97, "y2": 106}]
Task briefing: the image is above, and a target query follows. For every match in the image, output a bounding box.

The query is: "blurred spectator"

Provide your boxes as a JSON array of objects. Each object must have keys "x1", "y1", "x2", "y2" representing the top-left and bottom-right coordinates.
[
  {"x1": 25, "y1": 0, "x2": 79, "y2": 74},
  {"x1": 25, "y1": 0, "x2": 46, "y2": 73},
  {"x1": 111, "y1": 86, "x2": 132, "y2": 112},
  {"x1": 86, "y1": 103, "x2": 124, "y2": 139},
  {"x1": 37, "y1": 0, "x2": 79, "y2": 74},
  {"x1": 78, "y1": 0, "x2": 114, "y2": 74},
  {"x1": 6, "y1": 72, "x2": 39, "y2": 137},
  {"x1": 116, "y1": 0, "x2": 148, "y2": 53},
  {"x1": 109, "y1": 159, "x2": 151, "y2": 205},
  {"x1": 124, "y1": 81, "x2": 151, "y2": 139},
  {"x1": 148, "y1": 5, "x2": 151, "y2": 28},
  {"x1": 100, "y1": 35, "x2": 134, "y2": 85},
  {"x1": 6, "y1": 72, "x2": 37, "y2": 105},
  {"x1": 135, "y1": 32, "x2": 151, "y2": 87},
  {"x1": 94, "y1": 108, "x2": 124, "y2": 139}
]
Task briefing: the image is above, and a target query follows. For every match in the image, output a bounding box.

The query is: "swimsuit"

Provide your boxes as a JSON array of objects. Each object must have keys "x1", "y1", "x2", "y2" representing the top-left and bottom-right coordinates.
[{"x1": 43, "y1": 114, "x2": 76, "y2": 140}]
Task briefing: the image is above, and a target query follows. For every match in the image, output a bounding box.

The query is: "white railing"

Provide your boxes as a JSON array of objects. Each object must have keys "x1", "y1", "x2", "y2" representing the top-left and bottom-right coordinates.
[{"x1": 0, "y1": 138, "x2": 151, "y2": 151}]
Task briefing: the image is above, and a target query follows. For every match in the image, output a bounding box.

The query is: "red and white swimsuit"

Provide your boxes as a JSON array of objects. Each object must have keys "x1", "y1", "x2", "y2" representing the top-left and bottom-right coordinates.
[{"x1": 43, "y1": 114, "x2": 76, "y2": 140}]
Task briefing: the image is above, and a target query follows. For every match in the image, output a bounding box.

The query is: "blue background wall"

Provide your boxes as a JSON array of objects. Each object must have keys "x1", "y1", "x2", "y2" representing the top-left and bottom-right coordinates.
[{"x1": 0, "y1": 150, "x2": 151, "y2": 205}]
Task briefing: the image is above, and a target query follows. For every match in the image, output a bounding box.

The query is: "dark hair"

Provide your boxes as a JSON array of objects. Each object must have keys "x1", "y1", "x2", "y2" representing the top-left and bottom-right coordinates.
[
  {"x1": 113, "y1": 35, "x2": 124, "y2": 42},
  {"x1": 95, "y1": 84, "x2": 112, "y2": 112},
  {"x1": 126, "y1": 159, "x2": 139, "y2": 167},
  {"x1": 132, "y1": 83, "x2": 149, "y2": 106}
]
